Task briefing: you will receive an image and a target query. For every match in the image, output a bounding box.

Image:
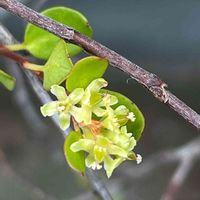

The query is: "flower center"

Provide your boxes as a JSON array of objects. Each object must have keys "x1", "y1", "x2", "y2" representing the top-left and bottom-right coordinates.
[
  {"x1": 80, "y1": 120, "x2": 103, "y2": 136},
  {"x1": 59, "y1": 100, "x2": 72, "y2": 112}
]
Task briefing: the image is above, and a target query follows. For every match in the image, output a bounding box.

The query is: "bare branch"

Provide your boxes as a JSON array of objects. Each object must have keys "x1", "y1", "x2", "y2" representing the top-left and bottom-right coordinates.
[
  {"x1": 0, "y1": 149, "x2": 59, "y2": 200},
  {"x1": 160, "y1": 160, "x2": 193, "y2": 200},
  {"x1": 0, "y1": 0, "x2": 199, "y2": 129},
  {"x1": 121, "y1": 137, "x2": 200, "y2": 179},
  {"x1": 119, "y1": 137, "x2": 200, "y2": 199}
]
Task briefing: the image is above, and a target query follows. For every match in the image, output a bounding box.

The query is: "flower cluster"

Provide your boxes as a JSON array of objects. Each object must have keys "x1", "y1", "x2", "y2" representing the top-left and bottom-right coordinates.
[{"x1": 40, "y1": 78, "x2": 142, "y2": 177}]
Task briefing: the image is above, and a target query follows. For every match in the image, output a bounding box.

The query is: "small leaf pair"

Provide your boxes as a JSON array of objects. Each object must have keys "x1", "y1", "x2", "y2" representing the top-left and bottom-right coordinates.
[{"x1": 44, "y1": 45, "x2": 108, "y2": 91}]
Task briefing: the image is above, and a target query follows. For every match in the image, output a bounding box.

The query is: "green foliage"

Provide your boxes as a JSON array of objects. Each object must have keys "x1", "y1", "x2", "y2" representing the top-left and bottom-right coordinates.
[
  {"x1": 24, "y1": 7, "x2": 93, "y2": 59},
  {"x1": 101, "y1": 89, "x2": 145, "y2": 141},
  {"x1": 1, "y1": 4, "x2": 146, "y2": 178},
  {"x1": 64, "y1": 131, "x2": 85, "y2": 174},
  {"x1": 43, "y1": 40, "x2": 73, "y2": 90},
  {"x1": 66, "y1": 56, "x2": 108, "y2": 92},
  {"x1": 0, "y1": 69, "x2": 16, "y2": 91}
]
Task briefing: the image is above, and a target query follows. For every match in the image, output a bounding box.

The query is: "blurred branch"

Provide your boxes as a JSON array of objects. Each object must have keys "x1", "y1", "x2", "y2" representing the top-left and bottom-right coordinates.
[
  {"x1": 122, "y1": 137, "x2": 200, "y2": 178},
  {"x1": 86, "y1": 169, "x2": 113, "y2": 200},
  {"x1": 0, "y1": 0, "x2": 199, "y2": 129},
  {"x1": 121, "y1": 137, "x2": 200, "y2": 199},
  {"x1": 160, "y1": 160, "x2": 193, "y2": 200},
  {"x1": 0, "y1": 148, "x2": 59, "y2": 200},
  {"x1": 0, "y1": 25, "x2": 47, "y2": 134},
  {"x1": 0, "y1": 24, "x2": 113, "y2": 200},
  {"x1": 160, "y1": 137, "x2": 200, "y2": 200}
]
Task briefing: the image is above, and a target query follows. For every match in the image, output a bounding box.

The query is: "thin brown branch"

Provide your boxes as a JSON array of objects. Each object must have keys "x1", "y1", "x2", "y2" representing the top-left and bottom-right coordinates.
[
  {"x1": 0, "y1": 0, "x2": 199, "y2": 129},
  {"x1": 0, "y1": 149, "x2": 59, "y2": 200},
  {"x1": 0, "y1": 44, "x2": 27, "y2": 64},
  {"x1": 119, "y1": 136, "x2": 200, "y2": 199},
  {"x1": 161, "y1": 160, "x2": 193, "y2": 200},
  {"x1": 0, "y1": 45, "x2": 42, "y2": 76}
]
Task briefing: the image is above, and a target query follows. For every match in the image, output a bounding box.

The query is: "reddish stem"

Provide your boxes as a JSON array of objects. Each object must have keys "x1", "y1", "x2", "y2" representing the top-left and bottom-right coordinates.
[
  {"x1": 0, "y1": 45, "x2": 42, "y2": 76},
  {"x1": 0, "y1": 45, "x2": 27, "y2": 64}
]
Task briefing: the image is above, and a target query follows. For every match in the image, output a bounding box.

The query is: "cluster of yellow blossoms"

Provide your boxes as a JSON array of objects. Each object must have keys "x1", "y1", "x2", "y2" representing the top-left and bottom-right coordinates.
[{"x1": 41, "y1": 78, "x2": 141, "y2": 177}]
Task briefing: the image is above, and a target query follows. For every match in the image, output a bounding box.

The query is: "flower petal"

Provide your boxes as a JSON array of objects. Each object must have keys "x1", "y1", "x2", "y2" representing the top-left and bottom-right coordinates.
[
  {"x1": 87, "y1": 78, "x2": 108, "y2": 92},
  {"x1": 96, "y1": 136, "x2": 110, "y2": 147},
  {"x1": 120, "y1": 126, "x2": 127, "y2": 135},
  {"x1": 127, "y1": 151, "x2": 137, "y2": 160},
  {"x1": 90, "y1": 92, "x2": 102, "y2": 106},
  {"x1": 120, "y1": 126, "x2": 133, "y2": 137},
  {"x1": 81, "y1": 105, "x2": 92, "y2": 125},
  {"x1": 86, "y1": 155, "x2": 102, "y2": 170},
  {"x1": 108, "y1": 144, "x2": 128, "y2": 158},
  {"x1": 71, "y1": 105, "x2": 92, "y2": 124},
  {"x1": 93, "y1": 106, "x2": 106, "y2": 117},
  {"x1": 59, "y1": 112, "x2": 70, "y2": 130},
  {"x1": 115, "y1": 105, "x2": 129, "y2": 115},
  {"x1": 40, "y1": 101, "x2": 58, "y2": 117},
  {"x1": 102, "y1": 94, "x2": 118, "y2": 106},
  {"x1": 70, "y1": 139, "x2": 94, "y2": 152},
  {"x1": 81, "y1": 88, "x2": 91, "y2": 105},
  {"x1": 104, "y1": 156, "x2": 124, "y2": 178},
  {"x1": 127, "y1": 137, "x2": 137, "y2": 151},
  {"x1": 68, "y1": 88, "x2": 84, "y2": 105},
  {"x1": 50, "y1": 85, "x2": 67, "y2": 100},
  {"x1": 102, "y1": 116, "x2": 119, "y2": 131},
  {"x1": 85, "y1": 154, "x2": 95, "y2": 168}
]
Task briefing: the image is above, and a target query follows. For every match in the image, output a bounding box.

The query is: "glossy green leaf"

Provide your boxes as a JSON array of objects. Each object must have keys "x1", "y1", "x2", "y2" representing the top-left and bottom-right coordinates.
[
  {"x1": 66, "y1": 56, "x2": 108, "y2": 92},
  {"x1": 24, "y1": 7, "x2": 93, "y2": 59},
  {"x1": 102, "y1": 89, "x2": 145, "y2": 141},
  {"x1": 0, "y1": 69, "x2": 16, "y2": 91},
  {"x1": 43, "y1": 40, "x2": 73, "y2": 90},
  {"x1": 64, "y1": 131, "x2": 85, "y2": 174}
]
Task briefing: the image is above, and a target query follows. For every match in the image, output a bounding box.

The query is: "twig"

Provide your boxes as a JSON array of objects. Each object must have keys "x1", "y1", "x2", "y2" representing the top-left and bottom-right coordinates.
[
  {"x1": 119, "y1": 136, "x2": 200, "y2": 199},
  {"x1": 0, "y1": 23, "x2": 113, "y2": 200},
  {"x1": 160, "y1": 137, "x2": 200, "y2": 200},
  {"x1": 0, "y1": 0, "x2": 199, "y2": 129},
  {"x1": 86, "y1": 169, "x2": 113, "y2": 200},
  {"x1": 0, "y1": 45, "x2": 27, "y2": 64},
  {"x1": 160, "y1": 160, "x2": 193, "y2": 200},
  {"x1": 0, "y1": 25, "x2": 47, "y2": 134},
  {"x1": 0, "y1": 149, "x2": 59, "y2": 200},
  {"x1": 121, "y1": 137, "x2": 200, "y2": 179}
]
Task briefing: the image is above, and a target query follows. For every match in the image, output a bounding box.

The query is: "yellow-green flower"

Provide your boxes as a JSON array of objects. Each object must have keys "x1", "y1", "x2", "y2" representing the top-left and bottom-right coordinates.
[
  {"x1": 40, "y1": 78, "x2": 141, "y2": 178},
  {"x1": 71, "y1": 133, "x2": 128, "y2": 177},
  {"x1": 72, "y1": 78, "x2": 118, "y2": 125},
  {"x1": 102, "y1": 105, "x2": 135, "y2": 132},
  {"x1": 40, "y1": 85, "x2": 84, "y2": 130},
  {"x1": 70, "y1": 126, "x2": 138, "y2": 177}
]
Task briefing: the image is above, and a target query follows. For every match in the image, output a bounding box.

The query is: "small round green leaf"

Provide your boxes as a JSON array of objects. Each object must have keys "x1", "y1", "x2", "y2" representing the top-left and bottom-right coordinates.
[
  {"x1": 0, "y1": 69, "x2": 16, "y2": 91},
  {"x1": 102, "y1": 89, "x2": 145, "y2": 141},
  {"x1": 64, "y1": 131, "x2": 85, "y2": 174},
  {"x1": 43, "y1": 40, "x2": 73, "y2": 90},
  {"x1": 66, "y1": 56, "x2": 108, "y2": 92},
  {"x1": 24, "y1": 7, "x2": 93, "y2": 59}
]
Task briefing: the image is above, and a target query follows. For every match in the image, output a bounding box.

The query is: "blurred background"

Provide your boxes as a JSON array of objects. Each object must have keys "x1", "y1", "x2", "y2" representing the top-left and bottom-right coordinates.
[{"x1": 0, "y1": 0, "x2": 199, "y2": 199}]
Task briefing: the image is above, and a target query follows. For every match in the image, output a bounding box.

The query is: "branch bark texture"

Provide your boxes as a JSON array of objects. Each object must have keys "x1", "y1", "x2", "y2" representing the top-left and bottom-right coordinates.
[{"x1": 0, "y1": 0, "x2": 199, "y2": 129}]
